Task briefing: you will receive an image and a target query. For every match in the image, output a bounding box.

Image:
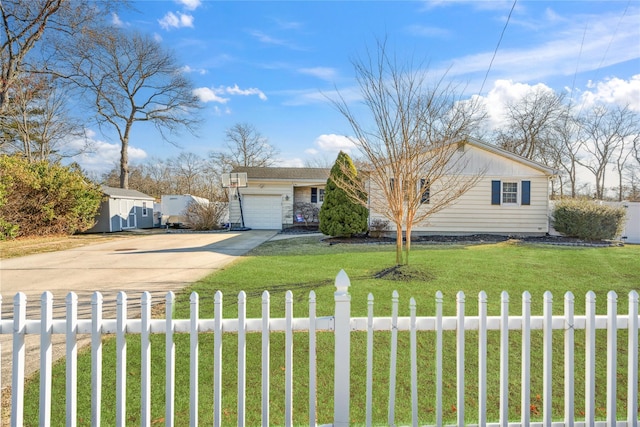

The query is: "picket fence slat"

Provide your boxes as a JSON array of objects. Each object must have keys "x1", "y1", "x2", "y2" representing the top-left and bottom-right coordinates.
[
  {"x1": 190, "y1": 292, "x2": 199, "y2": 427},
  {"x1": 1, "y1": 270, "x2": 639, "y2": 427},
  {"x1": 388, "y1": 290, "x2": 399, "y2": 426},
  {"x1": 115, "y1": 291, "x2": 126, "y2": 427},
  {"x1": 521, "y1": 291, "x2": 531, "y2": 427},
  {"x1": 261, "y1": 290, "x2": 270, "y2": 427},
  {"x1": 39, "y1": 291, "x2": 53, "y2": 427},
  {"x1": 309, "y1": 290, "x2": 317, "y2": 427},
  {"x1": 456, "y1": 291, "x2": 465, "y2": 427},
  {"x1": 499, "y1": 291, "x2": 508, "y2": 427},
  {"x1": 66, "y1": 292, "x2": 78, "y2": 427},
  {"x1": 564, "y1": 292, "x2": 575, "y2": 427},
  {"x1": 238, "y1": 291, "x2": 247, "y2": 427},
  {"x1": 141, "y1": 291, "x2": 152, "y2": 427},
  {"x1": 628, "y1": 291, "x2": 639, "y2": 427},
  {"x1": 607, "y1": 291, "x2": 618, "y2": 426},
  {"x1": 478, "y1": 291, "x2": 487, "y2": 427},
  {"x1": 91, "y1": 292, "x2": 102, "y2": 427}
]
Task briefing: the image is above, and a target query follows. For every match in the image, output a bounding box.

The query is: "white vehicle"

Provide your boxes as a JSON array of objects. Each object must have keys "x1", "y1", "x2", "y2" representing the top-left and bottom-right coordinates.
[{"x1": 160, "y1": 194, "x2": 210, "y2": 228}]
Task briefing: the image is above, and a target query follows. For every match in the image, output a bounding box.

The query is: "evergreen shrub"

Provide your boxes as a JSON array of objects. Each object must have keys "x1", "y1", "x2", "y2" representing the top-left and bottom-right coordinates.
[{"x1": 552, "y1": 198, "x2": 626, "y2": 241}]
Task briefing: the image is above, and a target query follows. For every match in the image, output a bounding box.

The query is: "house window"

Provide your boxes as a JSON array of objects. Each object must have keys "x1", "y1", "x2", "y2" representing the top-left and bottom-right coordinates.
[
  {"x1": 319, "y1": 188, "x2": 325, "y2": 202},
  {"x1": 142, "y1": 202, "x2": 148, "y2": 217},
  {"x1": 502, "y1": 182, "x2": 518, "y2": 204},
  {"x1": 491, "y1": 180, "x2": 531, "y2": 205},
  {"x1": 419, "y1": 179, "x2": 430, "y2": 204}
]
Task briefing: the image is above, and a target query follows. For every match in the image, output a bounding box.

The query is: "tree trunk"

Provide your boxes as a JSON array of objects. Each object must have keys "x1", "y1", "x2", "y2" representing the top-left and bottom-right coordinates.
[
  {"x1": 395, "y1": 223, "x2": 403, "y2": 266},
  {"x1": 120, "y1": 138, "x2": 129, "y2": 189},
  {"x1": 404, "y1": 221, "x2": 413, "y2": 266}
]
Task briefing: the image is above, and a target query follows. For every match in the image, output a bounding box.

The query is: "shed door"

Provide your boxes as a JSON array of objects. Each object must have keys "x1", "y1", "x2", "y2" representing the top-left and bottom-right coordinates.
[
  {"x1": 242, "y1": 195, "x2": 282, "y2": 229},
  {"x1": 120, "y1": 199, "x2": 136, "y2": 229}
]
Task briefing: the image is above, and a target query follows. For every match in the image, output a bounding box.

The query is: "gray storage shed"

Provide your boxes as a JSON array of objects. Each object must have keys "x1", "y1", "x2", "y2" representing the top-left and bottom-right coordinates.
[{"x1": 87, "y1": 186, "x2": 156, "y2": 233}]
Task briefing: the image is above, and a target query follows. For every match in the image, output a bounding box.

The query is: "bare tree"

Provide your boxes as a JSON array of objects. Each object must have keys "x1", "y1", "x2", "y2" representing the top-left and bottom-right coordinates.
[
  {"x1": 169, "y1": 152, "x2": 204, "y2": 195},
  {"x1": 60, "y1": 27, "x2": 201, "y2": 188},
  {"x1": 494, "y1": 88, "x2": 566, "y2": 162},
  {"x1": 547, "y1": 111, "x2": 582, "y2": 197},
  {"x1": 331, "y1": 40, "x2": 486, "y2": 265},
  {"x1": 211, "y1": 122, "x2": 279, "y2": 171},
  {"x1": 0, "y1": 0, "x2": 122, "y2": 113},
  {"x1": 0, "y1": 73, "x2": 87, "y2": 161},
  {"x1": 577, "y1": 105, "x2": 639, "y2": 199}
]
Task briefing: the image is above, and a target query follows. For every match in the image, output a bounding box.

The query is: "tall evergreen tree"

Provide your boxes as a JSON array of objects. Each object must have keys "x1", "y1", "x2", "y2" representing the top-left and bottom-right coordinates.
[{"x1": 319, "y1": 151, "x2": 368, "y2": 237}]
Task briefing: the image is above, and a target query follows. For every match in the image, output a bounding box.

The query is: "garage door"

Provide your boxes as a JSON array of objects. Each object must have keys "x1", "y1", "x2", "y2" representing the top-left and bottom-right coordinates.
[{"x1": 242, "y1": 195, "x2": 283, "y2": 229}]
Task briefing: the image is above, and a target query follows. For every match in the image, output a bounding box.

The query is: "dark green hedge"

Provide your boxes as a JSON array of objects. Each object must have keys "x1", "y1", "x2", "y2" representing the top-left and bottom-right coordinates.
[{"x1": 552, "y1": 198, "x2": 626, "y2": 241}]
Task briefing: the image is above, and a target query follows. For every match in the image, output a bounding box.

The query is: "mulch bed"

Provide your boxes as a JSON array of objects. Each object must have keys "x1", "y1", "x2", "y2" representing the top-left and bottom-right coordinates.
[{"x1": 322, "y1": 233, "x2": 619, "y2": 247}]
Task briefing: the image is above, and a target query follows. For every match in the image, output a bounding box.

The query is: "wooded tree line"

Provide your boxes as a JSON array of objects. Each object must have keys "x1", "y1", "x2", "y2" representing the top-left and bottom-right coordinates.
[{"x1": 1, "y1": 2, "x2": 638, "y2": 203}]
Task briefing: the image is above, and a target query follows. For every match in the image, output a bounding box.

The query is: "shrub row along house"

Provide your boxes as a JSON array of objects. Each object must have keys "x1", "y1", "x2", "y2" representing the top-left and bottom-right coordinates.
[{"x1": 230, "y1": 138, "x2": 558, "y2": 235}]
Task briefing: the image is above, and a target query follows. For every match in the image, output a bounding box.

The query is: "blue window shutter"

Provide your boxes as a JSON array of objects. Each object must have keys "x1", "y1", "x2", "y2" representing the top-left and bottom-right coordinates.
[
  {"x1": 491, "y1": 180, "x2": 501, "y2": 205},
  {"x1": 522, "y1": 181, "x2": 531, "y2": 205},
  {"x1": 311, "y1": 187, "x2": 317, "y2": 203}
]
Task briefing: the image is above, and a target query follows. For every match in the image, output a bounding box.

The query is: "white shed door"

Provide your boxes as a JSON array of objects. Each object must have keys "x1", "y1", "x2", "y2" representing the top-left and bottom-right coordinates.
[{"x1": 242, "y1": 195, "x2": 282, "y2": 229}]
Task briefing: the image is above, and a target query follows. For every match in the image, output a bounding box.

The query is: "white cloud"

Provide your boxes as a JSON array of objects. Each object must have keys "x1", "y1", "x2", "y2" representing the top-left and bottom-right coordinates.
[
  {"x1": 111, "y1": 13, "x2": 124, "y2": 27},
  {"x1": 299, "y1": 67, "x2": 338, "y2": 82},
  {"x1": 225, "y1": 84, "x2": 267, "y2": 101},
  {"x1": 158, "y1": 11, "x2": 194, "y2": 30},
  {"x1": 312, "y1": 134, "x2": 356, "y2": 154},
  {"x1": 193, "y1": 87, "x2": 229, "y2": 103},
  {"x1": 68, "y1": 135, "x2": 147, "y2": 175},
  {"x1": 153, "y1": 33, "x2": 163, "y2": 43},
  {"x1": 182, "y1": 65, "x2": 207, "y2": 75},
  {"x1": 580, "y1": 75, "x2": 640, "y2": 112},
  {"x1": 474, "y1": 80, "x2": 556, "y2": 130},
  {"x1": 176, "y1": 0, "x2": 201, "y2": 11},
  {"x1": 194, "y1": 84, "x2": 267, "y2": 103}
]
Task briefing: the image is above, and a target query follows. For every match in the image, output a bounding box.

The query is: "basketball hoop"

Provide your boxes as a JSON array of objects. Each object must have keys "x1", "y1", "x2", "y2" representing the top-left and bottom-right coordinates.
[
  {"x1": 221, "y1": 172, "x2": 248, "y2": 188},
  {"x1": 221, "y1": 172, "x2": 250, "y2": 231}
]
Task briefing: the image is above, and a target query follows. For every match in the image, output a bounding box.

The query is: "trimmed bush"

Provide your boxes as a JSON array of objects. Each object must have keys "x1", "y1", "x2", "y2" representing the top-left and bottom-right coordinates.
[
  {"x1": 0, "y1": 155, "x2": 102, "y2": 239},
  {"x1": 552, "y1": 198, "x2": 626, "y2": 241}
]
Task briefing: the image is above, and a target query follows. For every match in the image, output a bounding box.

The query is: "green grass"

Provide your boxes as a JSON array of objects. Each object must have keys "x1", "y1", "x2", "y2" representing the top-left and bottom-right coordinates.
[{"x1": 22, "y1": 238, "x2": 640, "y2": 426}]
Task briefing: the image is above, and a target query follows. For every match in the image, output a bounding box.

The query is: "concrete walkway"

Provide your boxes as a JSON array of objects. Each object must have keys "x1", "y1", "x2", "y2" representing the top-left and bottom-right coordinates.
[{"x1": 0, "y1": 229, "x2": 277, "y2": 416}]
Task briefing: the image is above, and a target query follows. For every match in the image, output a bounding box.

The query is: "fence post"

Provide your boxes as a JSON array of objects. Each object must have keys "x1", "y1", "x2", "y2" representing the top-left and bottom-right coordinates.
[{"x1": 334, "y1": 270, "x2": 351, "y2": 427}]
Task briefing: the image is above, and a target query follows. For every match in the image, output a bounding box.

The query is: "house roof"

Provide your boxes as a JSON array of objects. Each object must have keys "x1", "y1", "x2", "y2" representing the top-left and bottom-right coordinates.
[
  {"x1": 101, "y1": 186, "x2": 155, "y2": 200},
  {"x1": 463, "y1": 137, "x2": 559, "y2": 176},
  {"x1": 231, "y1": 166, "x2": 330, "y2": 181}
]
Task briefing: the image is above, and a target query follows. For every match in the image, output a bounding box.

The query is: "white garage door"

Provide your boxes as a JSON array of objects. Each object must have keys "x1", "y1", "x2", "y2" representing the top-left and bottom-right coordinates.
[{"x1": 242, "y1": 195, "x2": 282, "y2": 229}]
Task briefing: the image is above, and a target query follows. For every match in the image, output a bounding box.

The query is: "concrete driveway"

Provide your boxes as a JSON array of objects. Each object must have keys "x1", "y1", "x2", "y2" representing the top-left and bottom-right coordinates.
[{"x1": 0, "y1": 229, "x2": 277, "y2": 413}]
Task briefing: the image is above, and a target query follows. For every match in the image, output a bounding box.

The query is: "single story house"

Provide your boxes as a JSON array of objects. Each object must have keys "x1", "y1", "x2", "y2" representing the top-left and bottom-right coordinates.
[
  {"x1": 368, "y1": 138, "x2": 558, "y2": 235},
  {"x1": 232, "y1": 138, "x2": 558, "y2": 235},
  {"x1": 86, "y1": 186, "x2": 156, "y2": 233},
  {"x1": 228, "y1": 167, "x2": 330, "y2": 229}
]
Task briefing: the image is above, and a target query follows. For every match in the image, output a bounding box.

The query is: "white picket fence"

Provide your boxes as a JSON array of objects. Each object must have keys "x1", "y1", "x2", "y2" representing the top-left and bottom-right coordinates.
[{"x1": 1, "y1": 269, "x2": 639, "y2": 427}]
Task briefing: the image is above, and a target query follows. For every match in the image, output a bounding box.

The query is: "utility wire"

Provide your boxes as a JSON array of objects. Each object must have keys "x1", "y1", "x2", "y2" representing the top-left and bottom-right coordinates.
[{"x1": 478, "y1": 0, "x2": 517, "y2": 96}]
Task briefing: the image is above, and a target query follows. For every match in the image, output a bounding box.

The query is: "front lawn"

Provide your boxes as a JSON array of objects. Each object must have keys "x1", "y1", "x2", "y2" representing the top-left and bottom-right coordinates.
[{"x1": 22, "y1": 238, "x2": 640, "y2": 426}]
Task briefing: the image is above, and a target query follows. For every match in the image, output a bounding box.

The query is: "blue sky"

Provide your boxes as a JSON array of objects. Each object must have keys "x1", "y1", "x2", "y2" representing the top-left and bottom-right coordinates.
[{"x1": 74, "y1": 0, "x2": 640, "y2": 174}]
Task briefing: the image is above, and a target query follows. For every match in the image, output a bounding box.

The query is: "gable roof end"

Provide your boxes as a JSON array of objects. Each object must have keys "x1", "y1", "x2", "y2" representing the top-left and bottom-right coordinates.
[{"x1": 463, "y1": 137, "x2": 559, "y2": 176}]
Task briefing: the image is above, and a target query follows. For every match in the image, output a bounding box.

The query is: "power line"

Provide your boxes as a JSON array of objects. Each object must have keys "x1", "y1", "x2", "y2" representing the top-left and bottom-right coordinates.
[{"x1": 478, "y1": 0, "x2": 517, "y2": 96}]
